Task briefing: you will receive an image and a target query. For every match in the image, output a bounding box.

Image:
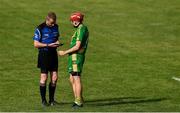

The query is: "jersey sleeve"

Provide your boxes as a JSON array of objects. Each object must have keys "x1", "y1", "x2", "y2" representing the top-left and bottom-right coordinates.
[
  {"x1": 76, "y1": 26, "x2": 85, "y2": 42},
  {"x1": 57, "y1": 26, "x2": 60, "y2": 40},
  {"x1": 33, "y1": 28, "x2": 41, "y2": 41}
]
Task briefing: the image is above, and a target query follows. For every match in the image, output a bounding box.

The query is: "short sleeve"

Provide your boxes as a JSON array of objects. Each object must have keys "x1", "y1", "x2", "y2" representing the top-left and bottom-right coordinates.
[
  {"x1": 57, "y1": 26, "x2": 60, "y2": 40},
  {"x1": 33, "y1": 28, "x2": 41, "y2": 41}
]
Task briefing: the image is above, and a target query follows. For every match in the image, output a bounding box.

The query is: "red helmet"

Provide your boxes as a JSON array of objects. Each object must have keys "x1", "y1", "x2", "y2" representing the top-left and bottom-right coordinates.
[{"x1": 70, "y1": 12, "x2": 84, "y2": 22}]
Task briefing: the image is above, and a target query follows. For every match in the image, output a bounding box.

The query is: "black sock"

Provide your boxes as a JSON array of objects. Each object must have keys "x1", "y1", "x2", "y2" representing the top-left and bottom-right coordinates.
[
  {"x1": 40, "y1": 83, "x2": 46, "y2": 103},
  {"x1": 49, "y1": 82, "x2": 56, "y2": 102}
]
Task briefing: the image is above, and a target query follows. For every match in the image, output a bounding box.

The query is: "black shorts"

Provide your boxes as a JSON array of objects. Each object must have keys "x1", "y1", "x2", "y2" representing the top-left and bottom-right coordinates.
[
  {"x1": 37, "y1": 50, "x2": 58, "y2": 74},
  {"x1": 70, "y1": 72, "x2": 81, "y2": 76}
]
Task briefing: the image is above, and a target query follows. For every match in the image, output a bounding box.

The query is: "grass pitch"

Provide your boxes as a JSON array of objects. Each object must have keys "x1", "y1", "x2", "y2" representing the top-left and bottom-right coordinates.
[{"x1": 0, "y1": 0, "x2": 180, "y2": 112}]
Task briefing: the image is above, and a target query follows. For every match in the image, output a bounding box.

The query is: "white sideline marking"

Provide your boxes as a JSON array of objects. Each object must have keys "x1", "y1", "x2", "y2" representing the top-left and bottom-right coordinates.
[{"x1": 172, "y1": 76, "x2": 180, "y2": 82}]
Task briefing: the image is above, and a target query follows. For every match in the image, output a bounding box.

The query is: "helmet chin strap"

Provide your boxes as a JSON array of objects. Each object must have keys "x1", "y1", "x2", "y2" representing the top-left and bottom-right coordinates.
[{"x1": 73, "y1": 25, "x2": 78, "y2": 28}]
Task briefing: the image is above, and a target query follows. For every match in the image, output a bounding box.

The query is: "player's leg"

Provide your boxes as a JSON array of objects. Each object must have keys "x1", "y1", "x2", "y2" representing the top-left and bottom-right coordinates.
[
  {"x1": 81, "y1": 82, "x2": 84, "y2": 102},
  {"x1": 49, "y1": 70, "x2": 58, "y2": 105},
  {"x1": 68, "y1": 56, "x2": 77, "y2": 100},
  {"x1": 72, "y1": 73, "x2": 83, "y2": 107},
  {"x1": 40, "y1": 70, "x2": 48, "y2": 106},
  {"x1": 69, "y1": 74, "x2": 76, "y2": 98}
]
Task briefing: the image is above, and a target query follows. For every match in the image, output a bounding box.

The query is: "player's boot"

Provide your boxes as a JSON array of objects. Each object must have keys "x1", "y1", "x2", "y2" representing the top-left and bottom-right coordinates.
[
  {"x1": 72, "y1": 97, "x2": 83, "y2": 108},
  {"x1": 72, "y1": 102, "x2": 83, "y2": 108}
]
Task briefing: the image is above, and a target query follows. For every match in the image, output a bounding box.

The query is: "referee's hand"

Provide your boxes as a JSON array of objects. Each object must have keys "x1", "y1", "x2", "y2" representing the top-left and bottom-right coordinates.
[{"x1": 48, "y1": 42, "x2": 59, "y2": 47}]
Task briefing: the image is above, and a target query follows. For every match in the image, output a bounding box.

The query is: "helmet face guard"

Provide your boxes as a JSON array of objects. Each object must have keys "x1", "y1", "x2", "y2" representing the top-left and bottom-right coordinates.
[
  {"x1": 71, "y1": 21, "x2": 80, "y2": 27},
  {"x1": 70, "y1": 12, "x2": 84, "y2": 23}
]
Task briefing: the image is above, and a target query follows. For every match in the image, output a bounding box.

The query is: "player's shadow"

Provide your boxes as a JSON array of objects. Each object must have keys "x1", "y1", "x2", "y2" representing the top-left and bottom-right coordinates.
[
  {"x1": 58, "y1": 97, "x2": 167, "y2": 107},
  {"x1": 84, "y1": 97, "x2": 167, "y2": 106}
]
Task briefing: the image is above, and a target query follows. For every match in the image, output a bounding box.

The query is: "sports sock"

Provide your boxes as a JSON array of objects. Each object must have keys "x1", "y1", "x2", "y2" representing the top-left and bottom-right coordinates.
[
  {"x1": 49, "y1": 82, "x2": 56, "y2": 102},
  {"x1": 75, "y1": 97, "x2": 83, "y2": 105},
  {"x1": 40, "y1": 83, "x2": 46, "y2": 103}
]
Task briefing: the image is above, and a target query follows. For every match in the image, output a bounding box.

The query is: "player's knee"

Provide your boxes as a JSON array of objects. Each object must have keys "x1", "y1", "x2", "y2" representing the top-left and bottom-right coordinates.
[
  {"x1": 69, "y1": 78, "x2": 73, "y2": 84},
  {"x1": 74, "y1": 77, "x2": 81, "y2": 85},
  {"x1": 74, "y1": 76, "x2": 80, "y2": 81},
  {"x1": 69, "y1": 76, "x2": 74, "y2": 84}
]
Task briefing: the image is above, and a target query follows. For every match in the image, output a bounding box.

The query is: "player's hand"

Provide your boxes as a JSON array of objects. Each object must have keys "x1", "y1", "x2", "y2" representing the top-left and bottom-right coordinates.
[
  {"x1": 54, "y1": 41, "x2": 60, "y2": 45},
  {"x1": 58, "y1": 51, "x2": 66, "y2": 56}
]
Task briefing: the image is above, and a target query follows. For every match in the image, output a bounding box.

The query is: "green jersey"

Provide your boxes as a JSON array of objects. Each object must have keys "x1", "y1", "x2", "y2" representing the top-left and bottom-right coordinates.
[
  {"x1": 68, "y1": 24, "x2": 89, "y2": 73},
  {"x1": 70, "y1": 24, "x2": 89, "y2": 55}
]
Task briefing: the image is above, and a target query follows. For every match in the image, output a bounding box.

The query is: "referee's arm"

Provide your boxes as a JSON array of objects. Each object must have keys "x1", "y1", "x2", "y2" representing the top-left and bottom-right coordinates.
[
  {"x1": 33, "y1": 28, "x2": 47, "y2": 48},
  {"x1": 34, "y1": 40, "x2": 48, "y2": 48}
]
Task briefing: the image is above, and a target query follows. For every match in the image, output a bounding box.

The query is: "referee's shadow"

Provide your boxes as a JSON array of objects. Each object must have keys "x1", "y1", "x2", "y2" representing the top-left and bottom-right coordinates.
[{"x1": 58, "y1": 97, "x2": 167, "y2": 106}]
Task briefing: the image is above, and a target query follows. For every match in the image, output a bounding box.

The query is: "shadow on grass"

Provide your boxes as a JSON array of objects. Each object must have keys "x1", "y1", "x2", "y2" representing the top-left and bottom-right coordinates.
[
  {"x1": 58, "y1": 97, "x2": 167, "y2": 107},
  {"x1": 84, "y1": 97, "x2": 167, "y2": 106}
]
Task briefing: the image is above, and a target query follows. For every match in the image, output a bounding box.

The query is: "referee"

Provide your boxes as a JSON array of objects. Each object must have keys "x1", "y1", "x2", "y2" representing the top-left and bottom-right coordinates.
[{"x1": 33, "y1": 12, "x2": 60, "y2": 106}]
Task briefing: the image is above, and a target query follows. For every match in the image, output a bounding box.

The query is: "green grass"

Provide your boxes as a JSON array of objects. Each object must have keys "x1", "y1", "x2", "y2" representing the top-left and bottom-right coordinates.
[{"x1": 0, "y1": 0, "x2": 180, "y2": 111}]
